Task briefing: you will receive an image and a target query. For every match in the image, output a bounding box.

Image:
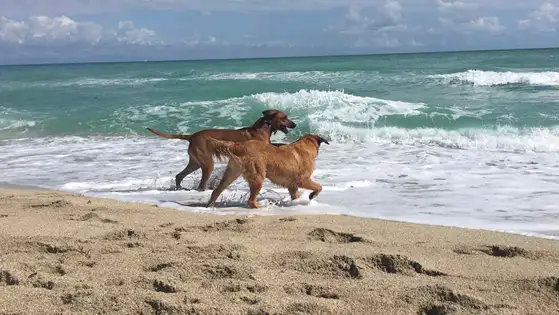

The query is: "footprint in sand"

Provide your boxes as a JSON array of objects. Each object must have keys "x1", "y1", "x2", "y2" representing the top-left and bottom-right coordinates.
[
  {"x1": 481, "y1": 245, "x2": 538, "y2": 259},
  {"x1": 30, "y1": 199, "x2": 70, "y2": 208},
  {"x1": 516, "y1": 276, "x2": 559, "y2": 293},
  {"x1": 285, "y1": 283, "x2": 340, "y2": 300},
  {"x1": 275, "y1": 251, "x2": 361, "y2": 279},
  {"x1": 284, "y1": 302, "x2": 331, "y2": 315},
  {"x1": 78, "y1": 212, "x2": 118, "y2": 224},
  {"x1": 403, "y1": 284, "x2": 514, "y2": 315},
  {"x1": 203, "y1": 263, "x2": 254, "y2": 280},
  {"x1": 198, "y1": 218, "x2": 251, "y2": 233},
  {"x1": 363, "y1": 254, "x2": 447, "y2": 277},
  {"x1": 152, "y1": 279, "x2": 178, "y2": 293},
  {"x1": 307, "y1": 228, "x2": 369, "y2": 243},
  {"x1": 0, "y1": 270, "x2": 19, "y2": 285}
]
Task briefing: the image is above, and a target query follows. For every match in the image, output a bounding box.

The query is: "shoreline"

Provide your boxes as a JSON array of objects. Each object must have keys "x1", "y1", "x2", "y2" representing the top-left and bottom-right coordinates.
[
  {"x1": 2, "y1": 181, "x2": 557, "y2": 241},
  {"x1": 0, "y1": 186, "x2": 558, "y2": 314}
]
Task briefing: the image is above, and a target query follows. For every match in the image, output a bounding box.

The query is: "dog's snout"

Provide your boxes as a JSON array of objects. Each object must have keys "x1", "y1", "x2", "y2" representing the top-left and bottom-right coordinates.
[{"x1": 291, "y1": 122, "x2": 297, "y2": 128}]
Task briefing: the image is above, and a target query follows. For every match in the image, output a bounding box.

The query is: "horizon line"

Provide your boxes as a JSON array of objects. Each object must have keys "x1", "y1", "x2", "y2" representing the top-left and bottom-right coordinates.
[{"x1": 1, "y1": 46, "x2": 557, "y2": 67}]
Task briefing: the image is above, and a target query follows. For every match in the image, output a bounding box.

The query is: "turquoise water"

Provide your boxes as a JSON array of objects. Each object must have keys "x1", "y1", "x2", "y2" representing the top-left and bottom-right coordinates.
[
  {"x1": 1, "y1": 49, "x2": 559, "y2": 238},
  {"x1": 2, "y1": 49, "x2": 559, "y2": 140}
]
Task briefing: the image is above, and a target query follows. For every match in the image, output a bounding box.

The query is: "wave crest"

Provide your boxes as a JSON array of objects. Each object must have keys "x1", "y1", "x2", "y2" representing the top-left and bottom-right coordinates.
[
  {"x1": 430, "y1": 70, "x2": 559, "y2": 86},
  {"x1": 252, "y1": 89, "x2": 424, "y2": 124},
  {"x1": 310, "y1": 123, "x2": 559, "y2": 152}
]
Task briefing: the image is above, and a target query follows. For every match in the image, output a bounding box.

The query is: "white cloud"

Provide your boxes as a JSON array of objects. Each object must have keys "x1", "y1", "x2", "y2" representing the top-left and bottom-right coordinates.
[
  {"x1": 437, "y1": 0, "x2": 479, "y2": 26},
  {"x1": 326, "y1": 1, "x2": 412, "y2": 47},
  {"x1": 182, "y1": 35, "x2": 226, "y2": 47},
  {"x1": 0, "y1": 16, "x2": 157, "y2": 46},
  {"x1": 0, "y1": 17, "x2": 27, "y2": 44},
  {"x1": 518, "y1": 3, "x2": 559, "y2": 31},
  {"x1": 470, "y1": 17, "x2": 506, "y2": 33},
  {"x1": 342, "y1": 0, "x2": 403, "y2": 34},
  {"x1": 436, "y1": 1, "x2": 506, "y2": 34},
  {"x1": 371, "y1": 36, "x2": 401, "y2": 48},
  {"x1": 0, "y1": 16, "x2": 102, "y2": 44},
  {"x1": 116, "y1": 21, "x2": 157, "y2": 45},
  {"x1": 410, "y1": 39, "x2": 422, "y2": 46}
]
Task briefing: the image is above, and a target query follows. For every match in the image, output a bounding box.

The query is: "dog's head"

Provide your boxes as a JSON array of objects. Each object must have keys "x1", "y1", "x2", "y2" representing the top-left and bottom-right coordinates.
[
  {"x1": 304, "y1": 134, "x2": 330, "y2": 148},
  {"x1": 262, "y1": 109, "x2": 297, "y2": 134}
]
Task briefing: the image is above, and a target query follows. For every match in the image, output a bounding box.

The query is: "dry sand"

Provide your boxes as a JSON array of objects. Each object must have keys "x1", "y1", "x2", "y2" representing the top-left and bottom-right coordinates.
[{"x1": 0, "y1": 187, "x2": 558, "y2": 315}]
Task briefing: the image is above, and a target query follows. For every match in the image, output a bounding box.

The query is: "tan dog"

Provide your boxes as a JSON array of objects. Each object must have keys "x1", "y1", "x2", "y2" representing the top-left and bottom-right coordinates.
[
  {"x1": 205, "y1": 134, "x2": 329, "y2": 208},
  {"x1": 146, "y1": 110, "x2": 296, "y2": 191}
]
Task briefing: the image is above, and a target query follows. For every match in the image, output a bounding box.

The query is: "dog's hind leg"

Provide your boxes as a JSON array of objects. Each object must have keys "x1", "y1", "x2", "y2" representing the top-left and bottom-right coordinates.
[
  {"x1": 207, "y1": 161, "x2": 242, "y2": 207},
  {"x1": 299, "y1": 178, "x2": 322, "y2": 200},
  {"x1": 175, "y1": 160, "x2": 200, "y2": 189},
  {"x1": 196, "y1": 155, "x2": 215, "y2": 191}
]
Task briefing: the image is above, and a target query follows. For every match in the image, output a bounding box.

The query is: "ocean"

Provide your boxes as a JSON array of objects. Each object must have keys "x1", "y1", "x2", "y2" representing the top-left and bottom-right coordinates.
[{"x1": 1, "y1": 49, "x2": 559, "y2": 239}]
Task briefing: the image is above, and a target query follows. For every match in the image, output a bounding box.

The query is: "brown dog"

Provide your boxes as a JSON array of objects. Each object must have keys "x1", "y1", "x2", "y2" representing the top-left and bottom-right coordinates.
[
  {"x1": 146, "y1": 110, "x2": 296, "y2": 191},
  {"x1": 205, "y1": 134, "x2": 329, "y2": 208}
]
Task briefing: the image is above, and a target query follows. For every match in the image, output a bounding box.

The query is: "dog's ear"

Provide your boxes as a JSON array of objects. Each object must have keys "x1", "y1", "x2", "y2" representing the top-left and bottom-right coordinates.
[
  {"x1": 310, "y1": 135, "x2": 330, "y2": 146},
  {"x1": 262, "y1": 109, "x2": 279, "y2": 119},
  {"x1": 317, "y1": 136, "x2": 330, "y2": 145}
]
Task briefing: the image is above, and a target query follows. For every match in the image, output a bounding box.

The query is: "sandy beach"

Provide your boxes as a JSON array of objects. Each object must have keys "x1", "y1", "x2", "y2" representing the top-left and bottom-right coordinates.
[{"x1": 0, "y1": 187, "x2": 558, "y2": 315}]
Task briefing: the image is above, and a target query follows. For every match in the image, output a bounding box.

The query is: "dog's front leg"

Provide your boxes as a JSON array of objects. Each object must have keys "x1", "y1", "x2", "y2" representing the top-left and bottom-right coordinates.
[
  {"x1": 299, "y1": 178, "x2": 322, "y2": 200},
  {"x1": 288, "y1": 186, "x2": 300, "y2": 200},
  {"x1": 247, "y1": 179, "x2": 264, "y2": 209}
]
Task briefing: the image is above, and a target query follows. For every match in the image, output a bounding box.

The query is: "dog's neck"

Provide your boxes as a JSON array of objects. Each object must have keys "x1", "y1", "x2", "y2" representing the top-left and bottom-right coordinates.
[{"x1": 246, "y1": 117, "x2": 274, "y2": 141}]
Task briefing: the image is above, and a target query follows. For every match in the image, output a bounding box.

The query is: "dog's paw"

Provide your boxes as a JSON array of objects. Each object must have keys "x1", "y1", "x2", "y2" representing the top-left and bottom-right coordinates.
[
  {"x1": 290, "y1": 191, "x2": 301, "y2": 200},
  {"x1": 248, "y1": 202, "x2": 260, "y2": 209}
]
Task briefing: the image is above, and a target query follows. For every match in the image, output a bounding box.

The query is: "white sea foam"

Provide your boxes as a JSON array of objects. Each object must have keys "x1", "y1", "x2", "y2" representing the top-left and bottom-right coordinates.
[
  {"x1": 64, "y1": 77, "x2": 168, "y2": 87},
  {"x1": 0, "y1": 119, "x2": 37, "y2": 131},
  {"x1": 430, "y1": 70, "x2": 559, "y2": 86},
  {"x1": 114, "y1": 98, "x2": 251, "y2": 132},
  {"x1": 0, "y1": 71, "x2": 356, "y2": 90},
  {"x1": 252, "y1": 89, "x2": 424, "y2": 123},
  {"x1": 311, "y1": 124, "x2": 559, "y2": 152},
  {"x1": 1, "y1": 135, "x2": 558, "y2": 239},
  {"x1": 252, "y1": 90, "x2": 426, "y2": 142},
  {"x1": 0, "y1": 107, "x2": 38, "y2": 132},
  {"x1": 1, "y1": 77, "x2": 168, "y2": 90},
  {"x1": 198, "y1": 71, "x2": 352, "y2": 83},
  {"x1": 0, "y1": 70, "x2": 373, "y2": 91}
]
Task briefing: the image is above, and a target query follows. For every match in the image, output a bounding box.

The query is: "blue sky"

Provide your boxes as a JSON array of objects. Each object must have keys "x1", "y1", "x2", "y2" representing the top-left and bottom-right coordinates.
[{"x1": 0, "y1": 0, "x2": 558, "y2": 64}]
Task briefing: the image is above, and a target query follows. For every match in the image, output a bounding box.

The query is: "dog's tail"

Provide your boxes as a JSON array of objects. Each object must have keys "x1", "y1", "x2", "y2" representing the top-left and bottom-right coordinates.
[
  {"x1": 146, "y1": 128, "x2": 192, "y2": 141},
  {"x1": 205, "y1": 137, "x2": 246, "y2": 161}
]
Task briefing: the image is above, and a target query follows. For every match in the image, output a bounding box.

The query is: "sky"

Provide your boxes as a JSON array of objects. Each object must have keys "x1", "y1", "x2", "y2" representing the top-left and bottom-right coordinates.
[{"x1": 0, "y1": 0, "x2": 558, "y2": 64}]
